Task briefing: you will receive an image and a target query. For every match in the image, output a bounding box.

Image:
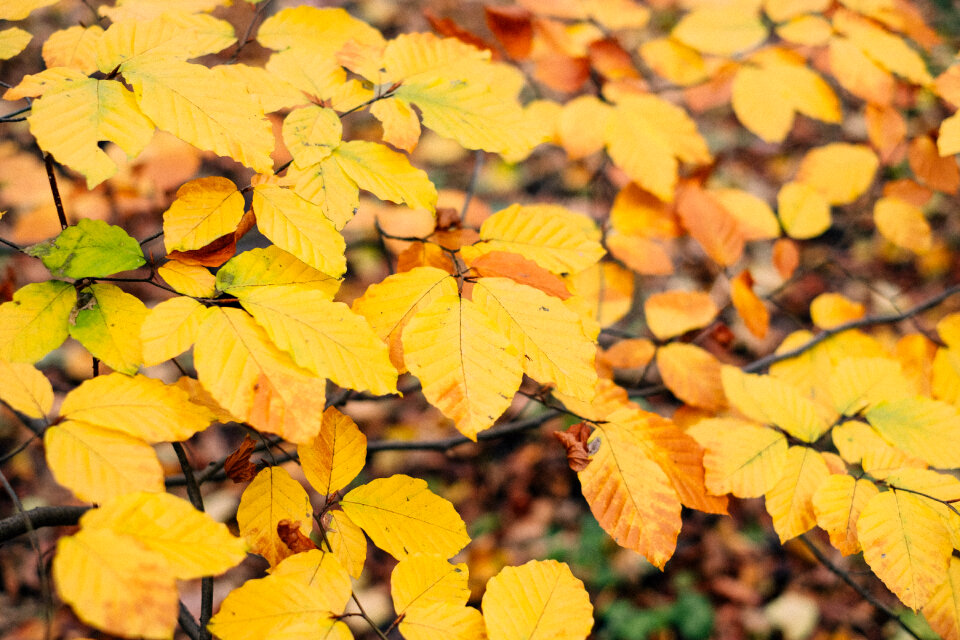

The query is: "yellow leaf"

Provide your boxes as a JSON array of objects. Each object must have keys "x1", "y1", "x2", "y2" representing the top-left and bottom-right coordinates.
[
  {"x1": 939, "y1": 113, "x2": 960, "y2": 157},
  {"x1": 832, "y1": 420, "x2": 926, "y2": 478},
  {"x1": 264, "y1": 49, "x2": 349, "y2": 106},
  {"x1": 381, "y1": 32, "x2": 490, "y2": 84},
  {"x1": 270, "y1": 550, "x2": 352, "y2": 613},
  {"x1": 776, "y1": 15, "x2": 832, "y2": 46},
  {"x1": 324, "y1": 509, "x2": 367, "y2": 579},
  {"x1": 237, "y1": 466, "x2": 312, "y2": 566},
  {"x1": 401, "y1": 602, "x2": 486, "y2": 640},
  {"x1": 866, "y1": 397, "x2": 960, "y2": 468},
  {"x1": 764, "y1": 446, "x2": 830, "y2": 542},
  {"x1": 195, "y1": 307, "x2": 326, "y2": 443},
  {"x1": 257, "y1": 6, "x2": 384, "y2": 56},
  {"x1": 97, "y1": 13, "x2": 236, "y2": 71},
  {"x1": 162, "y1": 177, "x2": 244, "y2": 253},
  {"x1": 721, "y1": 366, "x2": 832, "y2": 442},
  {"x1": 392, "y1": 553, "x2": 470, "y2": 613},
  {"x1": 208, "y1": 573, "x2": 352, "y2": 640},
  {"x1": 809, "y1": 292, "x2": 865, "y2": 329},
  {"x1": 171, "y1": 375, "x2": 237, "y2": 424},
  {"x1": 858, "y1": 490, "x2": 952, "y2": 609},
  {"x1": 464, "y1": 204, "x2": 605, "y2": 275},
  {"x1": 0, "y1": 0, "x2": 59, "y2": 20},
  {"x1": 644, "y1": 290, "x2": 718, "y2": 341},
  {"x1": 0, "y1": 359, "x2": 53, "y2": 418},
  {"x1": 98, "y1": 0, "x2": 232, "y2": 22},
  {"x1": 923, "y1": 556, "x2": 960, "y2": 640},
  {"x1": 216, "y1": 245, "x2": 340, "y2": 299},
  {"x1": 566, "y1": 262, "x2": 634, "y2": 330},
  {"x1": 371, "y1": 97, "x2": 422, "y2": 153},
  {"x1": 286, "y1": 156, "x2": 359, "y2": 230},
  {"x1": 214, "y1": 63, "x2": 306, "y2": 114},
  {"x1": 121, "y1": 57, "x2": 273, "y2": 173},
  {"x1": 777, "y1": 181, "x2": 831, "y2": 239},
  {"x1": 340, "y1": 474, "x2": 470, "y2": 560},
  {"x1": 796, "y1": 143, "x2": 879, "y2": 205},
  {"x1": 473, "y1": 277, "x2": 597, "y2": 401},
  {"x1": 298, "y1": 407, "x2": 367, "y2": 496},
  {"x1": 54, "y1": 528, "x2": 177, "y2": 640},
  {"x1": 828, "y1": 35, "x2": 895, "y2": 105},
  {"x1": 283, "y1": 106, "x2": 342, "y2": 168},
  {"x1": 80, "y1": 492, "x2": 247, "y2": 579},
  {"x1": 604, "y1": 95, "x2": 711, "y2": 201},
  {"x1": 687, "y1": 418, "x2": 788, "y2": 498},
  {"x1": 157, "y1": 260, "x2": 216, "y2": 298},
  {"x1": 482, "y1": 559, "x2": 593, "y2": 640},
  {"x1": 68, "y1": 283, "x2": 147, "y2": 375},
  {"x1": 333, "y1": 140, "x2": 437, "y2": 212},
  {"x1": 730, "y1": 270, "x2": 769, "y2": 338},
  {"x1": 44, "y1": 420, "x2": 163, "y2": 503},
  {"x1": 43, "y1": 25, "x2": 103, "y2": 74},
  {"x1": 764, "y1": 0, "x2": 830, "y2": 21},
  {"x1": 884, "y1": 468, "x2": 960, "y2": 549},
  {"x1": 252, "y1": 184, "x2": 346, "y2": 277},
  {"x1": 0, "y1": 27, "x2": 31, "y2": 60},
  {"x1": 141, "y1": 296, "x2": 206, "y2": 366},
  {"x1": 874, "y1": 196, "x2": 932, "y2": 254},
  {"x1": 829, "y1": 356, "x2": 914, "y2": 416},
  {"x1": 238, "y1": 286, "x2": 397, "y2": 395},
  {"x1": 557, "y1": 95, "x2": 612, "y2": 158},
  {"x1": 656, "y1": 343, "x2": 726, "y2": 411},
  {"x1": 402, "y1": 295, "x2": 522, "y2": 440},
  {"x1": 639, "y1": 38, "x2": 708, "y2": 87},
  {"x1": 672, "y1": 4, "x2": 767, "y2": 57},
  {"x1": 352, "y1": 267, "x2": 458, "y2": 372},
  {"x1": 60, "y1": 373, "x2": 213, "y2": 442},
  {"x1": 813, "y1": 474, "x2": 880, "y2": 556},
  {"x1": 710, "y1": 188, "x2": 780, "y2": 241},
  {"x1": 24, "y1": 75, "x2": 154, "y2": 189},
  {"x1": 934, "y1": 347, "x2": 960, "y2": 407},
  {"x1": 833, "y1": 8, "x2": 932, "y2": 85},
  {"x1": 580, "y1": 411, "x2": 683, "y2": 567}
]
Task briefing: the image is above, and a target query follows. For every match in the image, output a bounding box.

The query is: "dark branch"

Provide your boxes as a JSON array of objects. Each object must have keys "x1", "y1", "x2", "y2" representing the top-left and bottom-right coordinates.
[
  {"x1": 0, "y1": 505, "x2": 90, "y2": 544},
  {"x1": 43, "y1": 154, "x2": 68, "y2": 230}
]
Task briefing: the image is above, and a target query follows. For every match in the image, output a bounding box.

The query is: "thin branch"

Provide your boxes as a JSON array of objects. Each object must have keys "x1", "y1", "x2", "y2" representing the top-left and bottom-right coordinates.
[
  {"x1": 0, "y1": 236, "x2": 26, "y2": 253},
  {"x1": 43, "y1": 154, "x2": 68, "y2": 230},
  {"x1": 0, "y1": 468, "x2": 53, "y2": 640},
  {"x1": 798, "y1": 534, "x2": 923, "y2": 640},
  {"x1": 171, "y1": 442, "x2": 213, "y2": 640},
  {"x1": 227, "y1": 0, "x2": 277, "y2": 64},
  {"x1": 0, "y1": 434, "x2": 38, "y2": 463},
  {"x1": 0, "y1": 505, "x2": 90, "y2": 542},
  {"x1": 178, "y1": 601, "x2": 202, "y2": 640},
  {"x1": 139, "y1": 229, "x2": 164, "y2": 246},
  {"x1": 0, "y1": 106, "x2": 30, "y2": 122}
]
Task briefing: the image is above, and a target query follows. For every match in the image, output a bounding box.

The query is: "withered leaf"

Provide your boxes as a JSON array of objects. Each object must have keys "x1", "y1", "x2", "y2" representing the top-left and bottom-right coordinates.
[
  {"x1": 224, "y1": 435, "x2": 258, "y2": 484},
  {"x1": 277, "y1": 519, "x2": 318, "y2": 553},
  {"x1": 553, "y1": 422, "x2": 594, "y2": 472}
]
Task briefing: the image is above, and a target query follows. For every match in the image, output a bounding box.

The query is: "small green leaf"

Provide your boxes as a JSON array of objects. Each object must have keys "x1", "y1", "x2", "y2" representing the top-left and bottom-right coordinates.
[
  {"x1": 68, "y1": 283, "x2": 148, "y2": 375},
  {"x1": 27, "y1": 219, "x2": 146, "y2": 278}
]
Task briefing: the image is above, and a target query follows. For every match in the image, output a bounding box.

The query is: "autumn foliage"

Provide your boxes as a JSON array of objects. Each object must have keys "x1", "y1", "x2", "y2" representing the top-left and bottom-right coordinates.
[{"x1": 3, "y1": 0, "x2": 960, "y2": 638}]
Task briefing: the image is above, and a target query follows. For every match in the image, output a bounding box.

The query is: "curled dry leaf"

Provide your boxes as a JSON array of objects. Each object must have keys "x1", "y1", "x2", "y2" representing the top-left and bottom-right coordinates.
[
  {"x1": 277, "y1": 520, "x2": 318, "y2": 553},
  {"x1": 553, "y1": 422, "x2": 593, "y2": 472},
  {"x1": 224, "y1": 435, "x2": 259, "y2": 484}
]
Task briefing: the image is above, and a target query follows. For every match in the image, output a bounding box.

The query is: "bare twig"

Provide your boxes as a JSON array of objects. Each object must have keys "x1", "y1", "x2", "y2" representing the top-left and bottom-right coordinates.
[
  {"x1": 228, "y1": 0, "x2": 277, "y2": 64},
  {"x1": 798, "y1": 534, "x2": 923, "y2": 640},
  {"x1": 171, "y1": 443, "x2": 214, "y2": 640},
  {"x1": 43, "y1": 154, "x2": 68, "y2": 230},
  {"x1": 178, "y1": 601, "x2": 202, "y2": 640},
  {"x1": 0, "y1": 505, "x2": 90, "y2": 542}
]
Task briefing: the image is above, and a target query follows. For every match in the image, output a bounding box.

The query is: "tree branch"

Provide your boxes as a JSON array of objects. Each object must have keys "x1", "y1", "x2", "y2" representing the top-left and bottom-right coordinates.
[
  {"x1": 43, "y1": 154, "x2": 68, "y2": 230},
  {"x1": 171, "y1": 443, "x2": 213, "y2": 640},
  {"x1": 0, "y1": 505, "x2": 90, "y2": 542}
]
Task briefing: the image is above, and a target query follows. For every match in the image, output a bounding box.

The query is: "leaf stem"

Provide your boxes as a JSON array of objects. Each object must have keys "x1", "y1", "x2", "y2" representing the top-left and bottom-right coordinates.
[{"x1": 43, "y1": 154, "x2": 68, "y2": 230}]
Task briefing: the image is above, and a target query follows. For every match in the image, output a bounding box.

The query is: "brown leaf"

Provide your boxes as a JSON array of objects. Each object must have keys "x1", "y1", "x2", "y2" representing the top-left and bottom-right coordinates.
[
  {"x1": 277, "y1": 519, "x2": 318, "y2": 553},
  {"x1": 468, "y1": 251, "x2": 571, "y2": 300},
  {"x1": 167, "y1": 210, "x2": 256, "y2": 267},
  {"x1": 553, "y1": 422, "x2": 593, "y2": 472},
  {"x1": 396, "y1": 241, "x2": 456, "y2": 274},
  {"x1": 485, "y1": 6, "x2": 534, "y2": 60},
  {"x1": 424, "y1": 10, "x2": 497, "y2": 58},
  {"x1": 588, "y1": 38, "x2": 639, "y2": 81},
  {"x1": 224, "y1": 435, "x2": 258, "y2": 484},
  {"x1": 435, "y1": 207, "x2": 462, "y2": 231}
]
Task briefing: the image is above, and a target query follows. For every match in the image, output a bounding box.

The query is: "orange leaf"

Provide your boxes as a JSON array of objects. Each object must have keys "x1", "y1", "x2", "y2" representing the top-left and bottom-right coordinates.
[
  {"x1": 644, "y1": 290, "x2": 718, "y2": 340},
  {"x1": 484, "y1": 6, "x2": 533, "y2": 60},
  {"x1": 909, "y1": 135, "x2": 960, "y2": 193},
  {"x1": 772, "y1": 238, "x2": 800, "y2": 280},
  {"x1": 467, "y1": 251, "x2": 571, "y2": 300},
  {"x1": 730, "y1": 270, "x2": 769, "y2": 339},
  {"x1": 656, "y1": 343, "x2": 726, "y2": 411},
  {"x1": 675, "y1": 183, "x2": 744, "y2": 266},
  {"x1": 277, "y1": 520, "x2": 318, "y2": 553}
]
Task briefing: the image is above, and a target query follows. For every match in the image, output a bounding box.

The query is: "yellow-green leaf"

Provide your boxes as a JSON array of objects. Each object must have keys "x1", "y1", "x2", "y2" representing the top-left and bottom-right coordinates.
[
  {"x1": 0, "y1": 280, "x2": 76, "y2": 363},
  {"x1": 0, "y1": 359, "x2": 53, "y2": 419},
  {"x1": 580, "y1": 410, "x2": 683, "y2": 567},
  {"x1": 194, "y1": 307, "x2": 327, "y2": 443},
  {"x1": 392, "y1": 553, "x2": 470, "y2": 614},
  {"x1": 216, "y1": 246, "x2": 341, "y2": 299},
  {"x1": 283, "y1": 106, "x2": 342, "y2": 168},
  {"x1": 25, "y1": 75, "x2": 154, "y2": 189},
  {"x1": 332, "y1": 140, "x2": 437, "y2": 212},
  {"x1": 463, "y1": 204, "x2": 605, "y2": 275},
  {"x1": 298, "y1": 407, "x2": 367, "y2": 496},
  {"x1": 238, "y1": 286, "x2": 397, "y2": 396},
  {"x1": 866, "y1": 397, "x2": 960, "y2": 468},
  {"x1": 162, "y1": 177, "x2": 244, "y2": 253},
  {"x1": 687, "y1": 418, "x2": 788, "y2": 498},
  {"x1": 121, "y1": 58, "x2": 273, "y2": 173},
  {"x1": 812, "y1": 474, "x2": 879, "y2": 556},
  {"x1": 721, "y1": 366, "x2": 832, "y2": 442},
  {"x1": 208, "y1": 573, "x2": 352, "y2": 640},
  {"x1": 858, "y1": 490, "x2": 952, "y2": 609},
  {"x1": 832, "y1": 420, "x2": 925, "y2": 478},
  {"x1": 402, "y1": 295, "x2": 522, "y2": 440},
  {"x1": 237, "y1": 466, "x2": 312, "y2": 566},
  {"x1": 482, "y1": 559, "x2": 593, "y2": 640},
  {"x1": 80, "y1": 492, "x2": 247, "y2": 579},
  {"x1": 340, "y1": 474, "x2": 470, "y2": 560},
  {"x1": 351, "y1": 266, "x2": 457, "y2": 372},
  {"x1": 286, "y1": 156, "x2": 359, "y2": 230},
  {"x1": 68, "y1": 283, "x2": 148, "y2": 375},
  {"x1": 141, "y1": 296, "x2": 206, "y2": 366},
  {"x1": 44, "y1": 420, "x2": 164, "y2": 503},
  {"x1": 252, "y1": 184, "x2": 346, "y2": 277},
  {"x1": 54, "y1": 528, "x2": 177, "y2": 640},
  {"x1": 473, "y1": 277, "x2": 597, "y2": 401},
  {"x1": 829, "y1": 356, "x2": 914, "y2": 416},
  {"x1": 28, "y1": 219, "x2": 145, "y2": 279},
  {"x1": 59, "y1": 372, "x2": 214, "y2": 443}
]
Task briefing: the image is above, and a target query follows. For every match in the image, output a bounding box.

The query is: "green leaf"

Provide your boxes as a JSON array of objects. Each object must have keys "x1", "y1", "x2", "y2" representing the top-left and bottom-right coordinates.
[
  {"x1": 68, "y1": 283, "x2": 148, "y2": 375},
  {"x1": 0, "y1": 280, "x2": 77, "y2": 363},
  {"x1": 27, "y1": 219, "x2": 146, "y2": 278}
]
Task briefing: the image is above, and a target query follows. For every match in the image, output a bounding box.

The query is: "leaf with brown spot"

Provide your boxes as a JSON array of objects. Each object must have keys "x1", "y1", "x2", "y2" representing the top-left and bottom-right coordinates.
[
  {"x1": 277, "y1": 520, "x2": 318, "y2": 553},
  {"x1": 167, "y1": 210, "x2": 256, "y2": 268}
]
